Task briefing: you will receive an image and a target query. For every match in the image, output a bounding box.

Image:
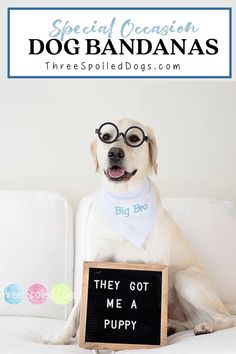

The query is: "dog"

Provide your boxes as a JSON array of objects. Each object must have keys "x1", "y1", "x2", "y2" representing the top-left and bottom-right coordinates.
[{"x1": 49, "y1": 118, "x2": 234, "y2": 345}]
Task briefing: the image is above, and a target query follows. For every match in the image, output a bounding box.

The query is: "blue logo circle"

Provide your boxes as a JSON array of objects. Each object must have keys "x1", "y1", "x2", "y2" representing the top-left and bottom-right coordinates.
[{"x1": 3, "y1": 283, "x2": 24, "y2": 304}]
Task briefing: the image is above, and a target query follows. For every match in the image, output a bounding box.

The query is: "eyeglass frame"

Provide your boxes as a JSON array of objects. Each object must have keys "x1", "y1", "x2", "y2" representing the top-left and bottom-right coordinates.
[{"x1": 95, "y1": 122, "x2": 148, "y2": 148}]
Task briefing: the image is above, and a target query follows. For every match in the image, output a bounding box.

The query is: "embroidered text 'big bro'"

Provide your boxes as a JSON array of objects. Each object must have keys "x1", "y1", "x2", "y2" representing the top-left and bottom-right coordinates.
[{"x1": 98, "y1": 178, "x2": 157, "y2": 248}]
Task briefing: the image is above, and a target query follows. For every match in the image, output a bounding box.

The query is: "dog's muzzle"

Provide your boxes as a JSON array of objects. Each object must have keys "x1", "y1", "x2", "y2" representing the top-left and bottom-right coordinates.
[{"x1": 105, "y1": 147, "x2": 137, "y2": 181}]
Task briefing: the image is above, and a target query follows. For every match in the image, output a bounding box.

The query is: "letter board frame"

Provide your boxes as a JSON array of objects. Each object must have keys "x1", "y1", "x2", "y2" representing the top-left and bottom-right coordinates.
[{"x1": 79, "y1": 261, "x2": 168, "y2": 350}]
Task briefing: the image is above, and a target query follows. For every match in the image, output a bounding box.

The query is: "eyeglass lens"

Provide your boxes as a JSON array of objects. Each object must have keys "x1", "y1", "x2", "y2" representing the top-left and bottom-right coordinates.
[
  {"x1": 99, "y1": 123, "x2": 118, "y2": 143},
  {"x1": 124, "y1": 127, "x2": 145, "y2": 147}
]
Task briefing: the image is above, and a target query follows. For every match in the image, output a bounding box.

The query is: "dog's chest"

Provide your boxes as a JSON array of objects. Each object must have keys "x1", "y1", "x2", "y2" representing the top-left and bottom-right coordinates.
[{"x1": 85, "y1": 200, "x2": 171, "y2": 265}]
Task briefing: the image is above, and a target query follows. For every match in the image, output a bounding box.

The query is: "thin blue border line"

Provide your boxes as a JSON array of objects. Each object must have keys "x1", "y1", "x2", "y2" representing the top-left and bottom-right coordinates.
[
  {"x1": 9, "y1": 76, "x2": 231, "y2": 79},
  {"x1": 229, "y1": 8, "x2": 232, "y2": 78},
  {"x1": 7, "y1": 8, "x2": 10, "y2": 78},
  {"x1": 7, "y1": 7, "x2": 232, "y2": 79},
  {"x1": 7, "y1": 7, "x2": 232, "y2": 11}
]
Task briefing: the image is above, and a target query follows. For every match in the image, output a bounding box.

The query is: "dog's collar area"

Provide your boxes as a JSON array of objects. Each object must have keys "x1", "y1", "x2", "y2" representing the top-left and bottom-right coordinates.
[
  {"x1": 101, "y1": 177, "x2": 150, "y2": 200},
  {"x1": 95, "y1": 122, "x2": 148, "y2": 148}
]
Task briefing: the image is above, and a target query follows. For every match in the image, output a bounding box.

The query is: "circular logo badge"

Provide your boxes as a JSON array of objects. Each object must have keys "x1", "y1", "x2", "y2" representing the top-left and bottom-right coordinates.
[
  {"x1": 50, "y1": 283, "x2": 72, "y2": 305},
  {"x1": 27, "y1": 283, "x2": 48, "y2": 304},
  {"x1": 3, "y1": 283, "x2": 24, "y2": 304}
]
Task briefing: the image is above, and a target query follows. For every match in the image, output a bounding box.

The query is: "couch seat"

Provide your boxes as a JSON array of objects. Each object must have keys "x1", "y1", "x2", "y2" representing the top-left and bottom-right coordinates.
[{"x1": 0, "y1": 316, "x2": 235, "y2": 354}]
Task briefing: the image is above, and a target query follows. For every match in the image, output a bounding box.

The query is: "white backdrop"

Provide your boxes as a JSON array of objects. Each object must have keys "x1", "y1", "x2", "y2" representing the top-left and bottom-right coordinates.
[{"x1": 0, "y1": 0, "x2": 236, "y2": 210}]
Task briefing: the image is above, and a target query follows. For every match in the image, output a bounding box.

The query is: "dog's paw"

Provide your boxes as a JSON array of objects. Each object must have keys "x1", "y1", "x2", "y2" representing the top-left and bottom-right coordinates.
[
  {"x1": 42, "y1": 336, "x2": 72, "y2": 345},
  {"x1": 41, "y1": 338, "x2": 61, "y2": 345},
  {"x1": 194, "y1": 323, "x2": 214, "y2": 336},
  {"x1": 167, "y1": 325, "x2": 176, "y2": 336}
]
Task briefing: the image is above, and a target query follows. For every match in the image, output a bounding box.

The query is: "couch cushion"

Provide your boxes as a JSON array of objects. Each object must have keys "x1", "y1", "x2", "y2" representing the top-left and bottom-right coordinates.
[
  {"x1": 0, "y1": 316, "x2": 79, "y2": 354},
  {"x1": 0, "y1": 316, "x2": 235, "y2": 354},
  {"x1": 0, "y1": 191, "x2": 73, "y2": 319},
  {"x1": 120, "y1": 323, "x2": 236, "y2": 354},
  {"x1": 163, "y1": 198, "x2": 236, "y2": 313}
]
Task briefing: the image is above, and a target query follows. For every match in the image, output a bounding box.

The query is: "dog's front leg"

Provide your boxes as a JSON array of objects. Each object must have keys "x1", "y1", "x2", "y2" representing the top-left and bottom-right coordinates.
[
  {"x1": 174, "y1": 267, "x2": 234, "y2": 335},
  {"x1": 46, "y1": 299, "x2": 80, "y2": 345}
]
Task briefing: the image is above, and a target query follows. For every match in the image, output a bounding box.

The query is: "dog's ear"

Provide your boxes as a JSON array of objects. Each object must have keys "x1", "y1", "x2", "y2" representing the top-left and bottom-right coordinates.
[
  {"x1": 90, "y1": 140, "x2": 99, "y2": 172},
  {"x1": 147, "y1": 127, "x2": 158, "y2": 174}
]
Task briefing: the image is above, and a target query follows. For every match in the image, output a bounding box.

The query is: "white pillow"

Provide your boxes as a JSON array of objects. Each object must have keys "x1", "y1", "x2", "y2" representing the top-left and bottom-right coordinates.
[
  {"x1": 163, "y1": 198, "x2": 236, "y2": 313},
  {"x1": 0, "y1": 191, "x2": 73, "y2": 319}
]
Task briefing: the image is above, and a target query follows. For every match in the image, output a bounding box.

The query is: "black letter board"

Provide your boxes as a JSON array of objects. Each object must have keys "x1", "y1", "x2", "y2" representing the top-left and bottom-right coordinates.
[{"x1": 79, "y1": 261, "x2": 168, "y2": 350}]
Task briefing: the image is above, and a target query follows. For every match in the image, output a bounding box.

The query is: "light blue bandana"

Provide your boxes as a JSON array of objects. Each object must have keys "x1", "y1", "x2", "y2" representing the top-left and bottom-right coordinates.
[{"x1": 98, "y1": 178, "x2": 157, "y2": 248}]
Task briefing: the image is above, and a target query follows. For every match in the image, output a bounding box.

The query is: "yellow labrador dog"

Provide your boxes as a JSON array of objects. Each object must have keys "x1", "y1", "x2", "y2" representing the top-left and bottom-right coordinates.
[{"x1": 49, "y1": 118, "x2": 233, "y2": 345}]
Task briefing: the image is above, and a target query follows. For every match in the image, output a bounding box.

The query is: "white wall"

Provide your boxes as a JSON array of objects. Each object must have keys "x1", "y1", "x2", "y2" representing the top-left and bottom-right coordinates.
[{"x1": 0, "y1": 0, "x2": 236, "y2": 210}]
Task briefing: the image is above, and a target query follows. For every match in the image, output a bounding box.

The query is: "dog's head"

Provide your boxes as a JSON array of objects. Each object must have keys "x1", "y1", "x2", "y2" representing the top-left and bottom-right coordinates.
[{"x1": 91, "y1": 118, "x2": 157, "y2": 188}]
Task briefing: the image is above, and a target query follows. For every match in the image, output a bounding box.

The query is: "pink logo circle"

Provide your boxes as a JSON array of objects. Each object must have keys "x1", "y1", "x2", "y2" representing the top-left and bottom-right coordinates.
[{"x1": 27, "y1": 284, "x2": 47, "y2": 305}]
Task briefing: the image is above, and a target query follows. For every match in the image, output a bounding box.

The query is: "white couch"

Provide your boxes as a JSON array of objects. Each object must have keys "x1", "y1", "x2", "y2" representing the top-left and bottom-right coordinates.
[{"x1": 0, "y1": 191, "x2": 235, "y2": 354}]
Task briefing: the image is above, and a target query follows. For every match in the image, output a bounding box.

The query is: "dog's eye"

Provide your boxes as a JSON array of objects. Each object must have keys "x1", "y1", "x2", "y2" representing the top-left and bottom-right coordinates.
[
  {"x1": 128, "y1": 134, "x2": 140, "y2": 143},
  {"x1": 102, "y1": 133, "x2": 112, "y2": 142}
]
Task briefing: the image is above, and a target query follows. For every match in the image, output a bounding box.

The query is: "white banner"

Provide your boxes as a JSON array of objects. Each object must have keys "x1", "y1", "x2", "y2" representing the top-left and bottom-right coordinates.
[{"x1": 8, "y1": 7, "x2": 232, "y2": 78}]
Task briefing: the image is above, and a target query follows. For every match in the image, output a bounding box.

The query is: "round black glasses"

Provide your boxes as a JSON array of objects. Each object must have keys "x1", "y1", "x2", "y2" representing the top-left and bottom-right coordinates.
[{"x1": 95, "y1": 122, "x2": 148, "y2": 148}]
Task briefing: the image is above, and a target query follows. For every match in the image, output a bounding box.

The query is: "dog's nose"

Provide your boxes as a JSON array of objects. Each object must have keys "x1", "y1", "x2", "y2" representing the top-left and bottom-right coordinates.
[{"x1": 108, "y1": 147, "x2": 125, "y2": 161}]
